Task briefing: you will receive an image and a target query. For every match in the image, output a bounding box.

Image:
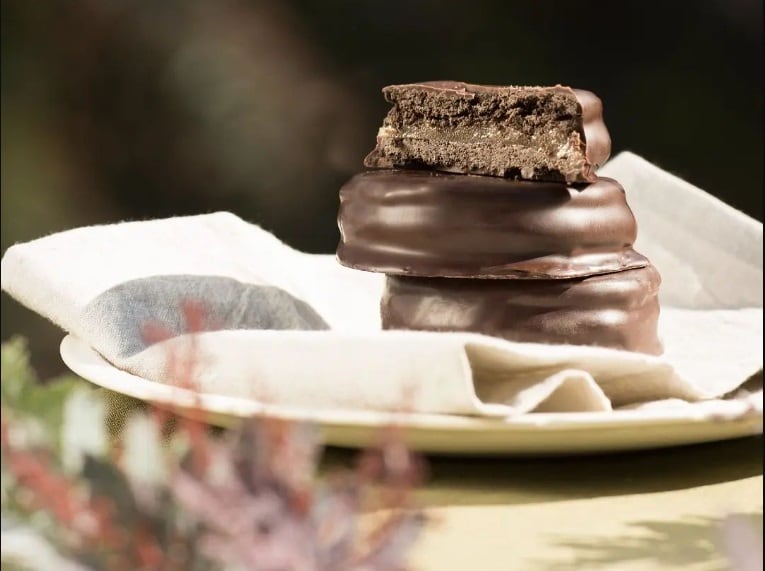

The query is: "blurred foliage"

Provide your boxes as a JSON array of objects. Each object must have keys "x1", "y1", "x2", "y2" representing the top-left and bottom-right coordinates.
[
  {"x1": 1, "y1": 338, "x2": 84, "y2": 448},
  {"x1": 0, "y1": 337, "x2": 426, "y2": 570},
  {"x1": 1, "y1": 0, "x2": 762, "y2": 376}
]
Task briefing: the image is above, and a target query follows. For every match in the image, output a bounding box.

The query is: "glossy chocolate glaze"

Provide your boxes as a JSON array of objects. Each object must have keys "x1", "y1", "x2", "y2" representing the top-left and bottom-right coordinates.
[
  {"x1": 337, "y1": 170, "x2": 647, "y2": 279},
  {"x1": 572, "y1": 88, "x2": 611, "y2": 181},
  {"x1": 381, "y1": 265, "x2": 663, "y2": 355}
]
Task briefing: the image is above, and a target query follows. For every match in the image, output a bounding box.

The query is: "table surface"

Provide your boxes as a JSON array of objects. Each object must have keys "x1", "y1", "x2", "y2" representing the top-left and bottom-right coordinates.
[
  {"x1": 323, "y1": 435, "x2": 764, "y2": 571},
  {"x1": 99, "y1": 388, "x2": 763, "y2": 570}
]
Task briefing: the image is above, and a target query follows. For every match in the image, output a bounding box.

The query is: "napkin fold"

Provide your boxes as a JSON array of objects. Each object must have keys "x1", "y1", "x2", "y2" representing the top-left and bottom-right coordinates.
[{"x1": 2, "y1": 152, "x2": 763, "y2": 417}]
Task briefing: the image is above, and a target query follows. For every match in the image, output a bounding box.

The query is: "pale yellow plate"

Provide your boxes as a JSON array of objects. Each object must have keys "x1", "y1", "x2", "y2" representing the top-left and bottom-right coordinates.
[{"x1": 60, "y1": 335, "x2": 763, "y2": 455}]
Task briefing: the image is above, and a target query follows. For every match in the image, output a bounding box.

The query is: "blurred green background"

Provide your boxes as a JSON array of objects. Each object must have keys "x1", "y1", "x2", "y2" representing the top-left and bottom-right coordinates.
[{"x1": 2, "y1": 0, "x2": 762, "y2": 376}]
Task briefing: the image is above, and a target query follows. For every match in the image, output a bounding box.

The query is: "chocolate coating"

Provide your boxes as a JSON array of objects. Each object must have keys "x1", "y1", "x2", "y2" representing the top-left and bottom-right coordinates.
[
  {"x1": 337, "y1": 170, "x2": 647, "y2": 279},
  {"x1": 364, "y1": 81, "x2": 611, "y2": 183},
  {"x1": 382, "y1": 265, "x2": 663, "y2": 355},
  {"x1": 573, "y1": 88, "x2": 611, "y2": 182}
]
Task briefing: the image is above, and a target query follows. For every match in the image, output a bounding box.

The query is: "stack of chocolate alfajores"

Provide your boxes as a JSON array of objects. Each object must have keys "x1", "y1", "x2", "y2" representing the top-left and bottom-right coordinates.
[{"x1": 337, "y1": 82, "x2": 662, "y2": 355}]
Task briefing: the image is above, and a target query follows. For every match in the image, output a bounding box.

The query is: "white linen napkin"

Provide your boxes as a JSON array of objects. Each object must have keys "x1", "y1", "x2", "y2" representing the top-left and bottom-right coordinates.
[{"x1": 1, "y1": 152, "x2": 762, "y2": 417}]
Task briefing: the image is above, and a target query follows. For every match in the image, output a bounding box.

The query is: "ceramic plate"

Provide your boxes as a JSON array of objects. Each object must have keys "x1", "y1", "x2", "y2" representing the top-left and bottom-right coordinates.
[{"x1": 60, "y1": 335, "x2": 763, "y2": 455}]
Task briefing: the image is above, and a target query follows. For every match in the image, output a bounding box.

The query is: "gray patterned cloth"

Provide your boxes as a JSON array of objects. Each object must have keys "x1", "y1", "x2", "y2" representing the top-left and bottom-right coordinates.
[{"x1": 82, "y1": 275, "x2": 328, "y2": 361}]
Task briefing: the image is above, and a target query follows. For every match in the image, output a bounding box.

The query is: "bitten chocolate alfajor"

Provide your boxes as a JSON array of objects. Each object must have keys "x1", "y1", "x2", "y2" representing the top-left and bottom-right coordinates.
[
  {"x1": 337, "y1": 81, "x2": 662, "y2": 354},
  {"x1": 364, "y1": 81, "x2": 610, "y2": 183}
]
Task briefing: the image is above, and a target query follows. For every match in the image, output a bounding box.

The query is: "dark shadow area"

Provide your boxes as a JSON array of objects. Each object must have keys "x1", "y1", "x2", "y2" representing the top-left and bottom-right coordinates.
[
  {"x1": 529, "y1": 512, "x2": 763, "y2": 571},
  {"x1": 322, "y1": 435, "x2": 763, "y2": 507}
]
